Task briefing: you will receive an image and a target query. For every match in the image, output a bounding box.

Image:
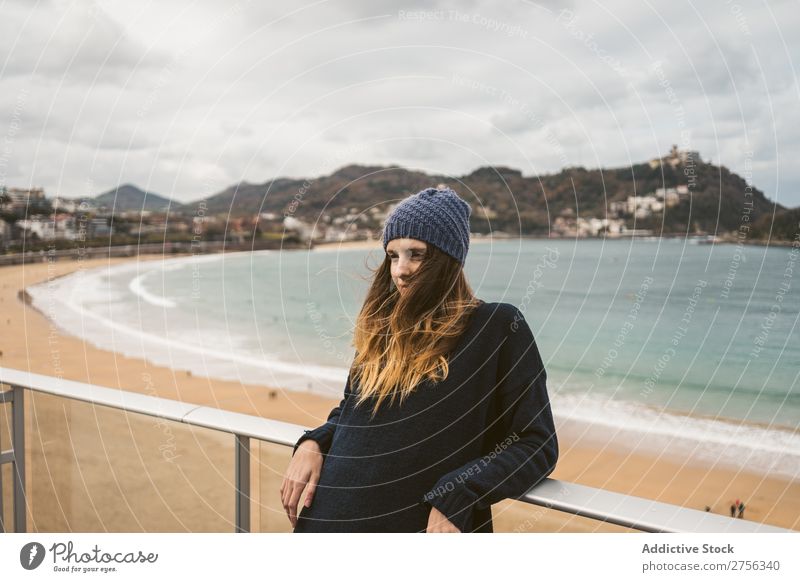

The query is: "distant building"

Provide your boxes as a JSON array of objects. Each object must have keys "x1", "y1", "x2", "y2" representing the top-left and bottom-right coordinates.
[
  {"x1": 17, "y1": 218, "x2": 56, "y2": 240},
  {"x1": 553, "y1": 216, "x2": 625, "y2": 237},
  {"x1": 654, "y1": 187, "x2": 684, "y2": 208},
  {"x1": 51, "y1": 197, "x2": 79, "y2": 213},
  {"x1": 609, "y1": 200, "x2": 628, "y2": 217},
  {"x1": 610, "y1": 184, "x2": 688, "y2": 219},
  {"x1": 619, "y1": 228, "x2": 654, "y2": 236},
  {"x1": 649, "y1": 145, "x2": 702, "y2": 169},
  {"x1": 77, "y1": 199, "x2": 97, "y2": 212},
  {"x1": 54, "y1": 214, "x2": 78, "y2": 239},
  {"x1": 120, "y1": 209, "x2": 152, "y2": 220},
  {"x1": 331, "y1": 211, "x2": 368, "y2": 226},
  {"x1": 15, "y1": 218, "x2": 51, "y2": 240},
  {"x1": 0, "y1": 219, "x2": 12, "y2": 244},
  {"x1": 88, "y1": 218, "x2": 113, "y2": 238},
  {"x1": 323, "y1": 227, "x2": 356, "y2": 242},
  {"x1": 626, "y1": 195, "x2": 663, "y2": 217},
  {"x1": 3, "y1": 187, "x2": 46, "y2": 212},
  {"x1": 578, "y1": 217, "x2": 625, "y2": 236},
  {"x1": 15, "y1": 215, "x2": 78, "y2": 240},
  {"x1": 284, "y1": 216, "x2": 314, "y2": 241}
]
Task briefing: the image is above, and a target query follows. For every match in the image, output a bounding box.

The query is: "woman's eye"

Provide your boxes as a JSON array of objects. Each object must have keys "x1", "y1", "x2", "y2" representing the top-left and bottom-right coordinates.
[{"x1": 387, "y1": 252, "x2": 423, "y2": 260}]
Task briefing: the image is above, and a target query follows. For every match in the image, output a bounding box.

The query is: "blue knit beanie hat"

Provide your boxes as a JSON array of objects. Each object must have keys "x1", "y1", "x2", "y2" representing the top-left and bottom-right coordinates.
[{"x1": 382, "y1": 186, "x2": 471, "y2": 266}]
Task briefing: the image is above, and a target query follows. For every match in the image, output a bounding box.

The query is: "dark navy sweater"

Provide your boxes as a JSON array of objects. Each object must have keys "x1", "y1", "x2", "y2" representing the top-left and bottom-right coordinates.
[{"x1": 291, "y1": 301, "x2": 558, "y2": 533}]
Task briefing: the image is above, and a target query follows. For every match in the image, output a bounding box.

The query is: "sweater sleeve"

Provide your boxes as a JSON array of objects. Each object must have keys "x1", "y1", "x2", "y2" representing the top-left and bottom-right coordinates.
[
  {"x1": 292, "y1": 371, "x2": 353, "y2": 457},
  {"x1": 422, "y1": 306, "x2": 559, "y2": 532}
]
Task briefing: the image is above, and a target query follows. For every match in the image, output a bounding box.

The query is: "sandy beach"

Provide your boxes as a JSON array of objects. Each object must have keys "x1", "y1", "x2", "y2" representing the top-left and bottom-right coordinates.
[{"x1": 1, "y1": 251, "x2": 798, "y2": 533}]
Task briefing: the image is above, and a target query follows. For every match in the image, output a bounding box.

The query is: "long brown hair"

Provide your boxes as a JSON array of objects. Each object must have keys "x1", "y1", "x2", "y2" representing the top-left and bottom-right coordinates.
[{"x1": 351, "y1": 241, "x2": 482, "y2": 416}]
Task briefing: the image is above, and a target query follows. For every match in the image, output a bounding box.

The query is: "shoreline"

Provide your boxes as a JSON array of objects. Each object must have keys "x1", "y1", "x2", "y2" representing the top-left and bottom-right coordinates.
[
  {"x1": 1, "y1": 232, "x2": 793, "y2": 271},
  {"x1": 1, "y1": 253, "x2": 798, "y2": 531},
  {"x1": 309, "y1": 233, "x2": 799, "y2": 249}
]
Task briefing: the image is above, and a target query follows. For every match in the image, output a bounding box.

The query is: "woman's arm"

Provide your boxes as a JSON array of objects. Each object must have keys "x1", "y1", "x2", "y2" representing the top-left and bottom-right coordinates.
[
  {"x1": 292, "y1": 371, "x2": 353, "y2": 457},
  {"x1": 421, "y1": 306, "x2": 559, "y2": 532},
  {"x1": 282, "y1": 371, "x2": 354, "y2": 527}
]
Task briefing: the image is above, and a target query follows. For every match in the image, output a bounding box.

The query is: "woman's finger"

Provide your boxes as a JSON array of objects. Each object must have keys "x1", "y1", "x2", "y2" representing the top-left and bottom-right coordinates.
[
  {"x1": 304, "y1": 472, "x2": 319, "y2": 507},
  {"x1": 287, "y1": 479, "x2": 305, "y2": 527},
  {"x1": 284, "y1": 482, "x2": 297, "y2": 526},
  {"x1": 281, "y1": 476, "x2": 291, "y2": 513},
  {"x1": 282, "y1": 478, "x2": 297, "y2": 523}
]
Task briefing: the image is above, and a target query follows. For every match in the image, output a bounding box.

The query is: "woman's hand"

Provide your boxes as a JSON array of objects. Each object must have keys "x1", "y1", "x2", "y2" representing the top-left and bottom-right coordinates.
[
  {"x1": 426, "y1": 506, "x2": 461, "y2": 533},
  {"x1": 280, "y1": 439, "x2": 323, "y2": 528}
]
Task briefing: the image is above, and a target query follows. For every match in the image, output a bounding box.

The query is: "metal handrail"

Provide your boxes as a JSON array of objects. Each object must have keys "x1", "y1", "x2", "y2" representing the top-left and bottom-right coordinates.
[{"x1": 0, "y1": 366, "x2": 793, "y2": 533}]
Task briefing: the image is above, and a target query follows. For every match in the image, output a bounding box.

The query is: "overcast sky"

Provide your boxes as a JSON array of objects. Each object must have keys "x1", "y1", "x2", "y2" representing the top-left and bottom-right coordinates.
[{"x1": 1, "y1": 0, "x2": 798, "y2": 207}]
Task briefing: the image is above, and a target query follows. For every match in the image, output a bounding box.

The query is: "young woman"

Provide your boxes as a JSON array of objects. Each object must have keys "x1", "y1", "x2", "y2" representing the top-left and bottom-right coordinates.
[{"x1": 280, "y1": 186, "x2": 558, "y2": 533}]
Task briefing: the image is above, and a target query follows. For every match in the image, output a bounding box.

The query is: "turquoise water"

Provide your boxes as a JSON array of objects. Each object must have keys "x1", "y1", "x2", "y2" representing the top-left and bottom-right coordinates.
[
  {"x1": 31, "y1": 238, "x2": 800, "y2": 477},
  {"x1": 159, "y1": 239, "x2": 800, "y2": 428}
]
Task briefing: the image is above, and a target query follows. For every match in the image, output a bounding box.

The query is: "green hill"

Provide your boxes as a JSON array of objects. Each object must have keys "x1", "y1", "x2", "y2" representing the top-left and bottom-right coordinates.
[{"x1": 192, "y1": 155, "x2": 790, "y2": 238}]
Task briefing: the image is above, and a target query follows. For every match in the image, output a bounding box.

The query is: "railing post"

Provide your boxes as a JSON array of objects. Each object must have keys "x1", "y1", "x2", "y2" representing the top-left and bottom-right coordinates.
[
  {"x1": 235, "y1": 434, "x2": 250, "y2": 533},
  {"x1": 0, "y1": 388, "x2": 5, "y2": 532},
  {"x1": 0, "y1": 385, "x2": 27, "y2": 533},
  {"x1": 0, "y1": 456, "x2": 3, "y2": 532},
  {"x1": 13, "y1": 384, "x2": 27, "y2": 533}
]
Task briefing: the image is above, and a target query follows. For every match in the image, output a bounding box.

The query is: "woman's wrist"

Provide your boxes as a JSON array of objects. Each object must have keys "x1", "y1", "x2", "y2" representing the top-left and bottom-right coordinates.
[{"x1": 298, "y1": 439, "x2": 322, "y2": 453}]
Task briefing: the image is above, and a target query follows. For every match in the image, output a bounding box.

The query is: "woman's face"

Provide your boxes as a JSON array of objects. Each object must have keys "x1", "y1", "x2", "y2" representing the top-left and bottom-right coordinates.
[{"x1": 386, "y1": 237, "x2": 427, "y2": 294}]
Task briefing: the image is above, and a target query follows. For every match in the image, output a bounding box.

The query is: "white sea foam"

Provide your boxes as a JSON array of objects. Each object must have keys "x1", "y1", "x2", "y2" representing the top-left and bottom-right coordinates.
[
  {"x1": 27, "y1": 255, "x2": 348, "y2": 399},
  {"x1": 552, "y1": 391, "x2": 800, "y2": 480},
  {"x1": 129, "y1": 271, "x2": 176, "y2": 308},
  {"x1": 124, "y1": 251, "x2": 242, "y2": 308}
]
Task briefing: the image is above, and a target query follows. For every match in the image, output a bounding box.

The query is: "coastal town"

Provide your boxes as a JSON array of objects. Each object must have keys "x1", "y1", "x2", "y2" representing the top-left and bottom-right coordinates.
[
  {"x1": 0, "y1": 148, "x2": 712, "y2": 253},
  {"x1": 0, "y1": 181, "x2": 696, "y2": 250}
]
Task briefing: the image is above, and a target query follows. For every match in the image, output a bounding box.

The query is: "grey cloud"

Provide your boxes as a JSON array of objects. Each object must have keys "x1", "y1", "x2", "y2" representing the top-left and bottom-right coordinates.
[
  {"x1": 1, "y1": 6, "x2": 164, "y2": 84},
  {"x1": 640, "y1": 41, "x2": 762, "y2": 99},
  {"x1": 0, "y1": 0, "x2": 797, "y2": 206}
]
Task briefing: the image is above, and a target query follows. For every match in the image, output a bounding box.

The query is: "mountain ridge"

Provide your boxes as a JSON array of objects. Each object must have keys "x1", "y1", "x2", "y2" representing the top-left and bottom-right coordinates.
[{"x1": 75, "y1": 154, "x2": 794, "y2": 238}]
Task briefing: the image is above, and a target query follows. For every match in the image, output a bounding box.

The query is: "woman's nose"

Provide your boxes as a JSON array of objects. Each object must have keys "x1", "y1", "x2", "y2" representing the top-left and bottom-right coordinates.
[{"x1": 396, "y1": 257, "x2": 411, "y2": 273}]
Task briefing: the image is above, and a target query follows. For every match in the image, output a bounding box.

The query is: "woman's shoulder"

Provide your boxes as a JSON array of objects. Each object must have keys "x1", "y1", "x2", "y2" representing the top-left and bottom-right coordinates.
[
  {"x1": 474, "y1": 300, "x2": 522, "y2": 320},
  {"x1": 472, "y1": 301, "x2": 538, "y2": 352},
  {"x1": 472, "y1": 300, "x2": 526, "y2": 331}
]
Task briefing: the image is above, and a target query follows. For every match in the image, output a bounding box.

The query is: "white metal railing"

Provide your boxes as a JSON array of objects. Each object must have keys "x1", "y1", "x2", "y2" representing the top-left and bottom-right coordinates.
[{"x1": 0, "y1": 366, "x2": 792, "y2": 533}]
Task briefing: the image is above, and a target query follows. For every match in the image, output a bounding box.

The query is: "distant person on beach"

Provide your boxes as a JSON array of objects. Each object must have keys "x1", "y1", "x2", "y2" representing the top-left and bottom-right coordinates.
[
  {"x1": 730, "y1": 501, "x2": 736, "y2": 518},
  {"x1": 280, "y1": 185, "x2": 558, "y2": 532},
  {"x1": 738, "y1": 501, "x2": 746, "y2": 519}
]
